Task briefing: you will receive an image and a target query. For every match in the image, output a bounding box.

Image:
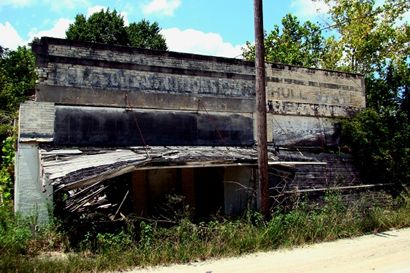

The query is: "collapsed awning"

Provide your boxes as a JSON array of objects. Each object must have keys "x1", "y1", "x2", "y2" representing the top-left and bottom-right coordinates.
[
  {"x1": 39, "y1": 146, "x2": 282, "y2": 191},
  {"x1": 39, "y1": 146, "x2": 331, "y2": 220}
]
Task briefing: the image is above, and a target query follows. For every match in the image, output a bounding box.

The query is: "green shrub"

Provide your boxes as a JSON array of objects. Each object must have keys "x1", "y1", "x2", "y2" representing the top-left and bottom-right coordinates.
[
  {"x1": 0, "y1": 136, "x2": 15, "y2": 204},
  {"x1": 1, "y1": 193, "x2": 410, "y2": 273},
  {"x1": 0, "y1": 206, "x2": 31, "y2": 255},
  {"x1": 341, "y1": 109, "x2": 410, "y2": 188}
]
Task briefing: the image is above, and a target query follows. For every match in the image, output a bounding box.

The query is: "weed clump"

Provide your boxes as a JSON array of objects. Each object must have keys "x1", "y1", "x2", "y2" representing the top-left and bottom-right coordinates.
[{"x1": 1, "y1": 192, "x2": 410, "y2": 273}]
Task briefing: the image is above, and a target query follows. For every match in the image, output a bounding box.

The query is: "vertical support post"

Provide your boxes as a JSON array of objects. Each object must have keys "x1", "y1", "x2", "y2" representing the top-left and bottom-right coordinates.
[{"x1": 254, "y1": 0, "x2": 269, "y2": 216}]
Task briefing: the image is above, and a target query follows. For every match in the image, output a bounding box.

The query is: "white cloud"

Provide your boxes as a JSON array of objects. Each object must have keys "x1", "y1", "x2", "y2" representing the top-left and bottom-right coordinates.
[
  {"x1": 28, "y1": 18, "x2": 72, "y2": 41},
  {"x1": 0, "y1": 0, "x2": 90, "y2": 11},
  {"x1": 87, "y1": 5, "x2": 129, "y2": 26},
  {"x1": 0, "y1": 21, "x2": 25, "y2": 50},
  {"x1": 46, "y1": 0, "x2": 89, "y2": 11},
  {"x1": 0, "y1": 0, "x2": 33, "y2": 7},
  {"x1": 142, "y1": 0, "x2": 181, "y2": 16},
  {"x1": 121, "y1": 12, "x2": 129, "y2": 26},
  {"x1": 398, "y1": 8, "x2": 410, "y2": 26},
  {"x1": 161, "y1": 28, "x2": 243, "y2": 58},
  {"x1": 87, "y1": 5, "x2": 106, "y2": 17},
  {"x1": 0, "y1": 0, "x2": 89, "y2": 10},
  {"x1": 404, "y1": 10, "x2": 410, "y2": 22},
  {"x1": 291, "y1": 0, "x2": 330, "y2": 18}
]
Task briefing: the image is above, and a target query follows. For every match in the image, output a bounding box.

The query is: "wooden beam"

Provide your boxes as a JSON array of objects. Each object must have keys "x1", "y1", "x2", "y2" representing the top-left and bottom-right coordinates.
[
  {"x1": 57, "y1": 161, "x2": 328, "y2": 191},
  {"x1": 282, "y1": 183, "x2": 394, "y2": 194}
]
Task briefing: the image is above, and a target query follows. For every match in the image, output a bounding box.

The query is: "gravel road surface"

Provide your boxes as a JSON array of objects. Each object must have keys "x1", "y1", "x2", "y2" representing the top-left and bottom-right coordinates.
[{"x1": 124, "y1": 228, "x2": 410, "y2": 273}]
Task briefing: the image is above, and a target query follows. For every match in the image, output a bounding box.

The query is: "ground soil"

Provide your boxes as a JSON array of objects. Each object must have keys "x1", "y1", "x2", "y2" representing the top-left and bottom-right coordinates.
[{"x1": 125, "y1": 228, "x2": 410, "y2": 273}]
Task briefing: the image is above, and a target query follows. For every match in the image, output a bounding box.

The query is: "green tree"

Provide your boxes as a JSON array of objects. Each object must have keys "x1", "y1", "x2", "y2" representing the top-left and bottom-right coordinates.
[
  {"x1": 0, "y1": 46, "x2": 36, "y2": 204},
  {"x1": 351, "y1": 63, "x2": 410, "y2": 188},
  {"x1": 322, "y1": 0, "x2": 409, "y2": 114},
  {"x1": 324, "y1": 0, "x2": 409, "y2": 74},
  {"x1": 0, "y1": 71, "x2": 15, "y2": 138},
  {"x1": 0, "y1": 46, "x2": 36, "y2": 104},
  {"x1": 326, "y1": 0, "x2": 410, "y2": 188},
  {"x1": 66, "y1": 9, "x2": 130, "y2": 46},
  {"x1": 0, "y1": 46, "x2": 36, "y2": 136},
  {"x1": 366, "y1": 63, "x2": 410, "y2": 113},
  {"x1": 242, "y1": 14, "x2": 326, "y2": 68},
  {"x1": 0, "y1": 136, "x2": 15, "y2": 204},
  {"x1": 243, "y1": 1, "x2": 410, "y2": 189},
  {"x1": 66, "y1": 9, "x2": 167, "y2": 50},
  {"x1": 127, "y1": 20, "x2": 167, "y2": 51},
  {"x1": 341, "y1": 106, "x2": 410, "y2": 188}
]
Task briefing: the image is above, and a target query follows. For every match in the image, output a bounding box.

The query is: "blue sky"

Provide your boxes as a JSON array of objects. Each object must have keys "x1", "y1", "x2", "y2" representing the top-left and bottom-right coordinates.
[{"x1": 0, "y1": 0, "x2": 332, "y2": 57}]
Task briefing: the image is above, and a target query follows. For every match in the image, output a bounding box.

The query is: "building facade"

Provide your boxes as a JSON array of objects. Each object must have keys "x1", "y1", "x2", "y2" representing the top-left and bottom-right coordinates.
[{"x1": 15, "y1": 37, "x2": 367, "y2": 223}]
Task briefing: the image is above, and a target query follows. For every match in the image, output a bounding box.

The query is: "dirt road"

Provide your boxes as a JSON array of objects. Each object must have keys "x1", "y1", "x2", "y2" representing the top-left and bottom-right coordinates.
[{"x1": 126, "y1": 228, "x2": 410, "y2": 273}]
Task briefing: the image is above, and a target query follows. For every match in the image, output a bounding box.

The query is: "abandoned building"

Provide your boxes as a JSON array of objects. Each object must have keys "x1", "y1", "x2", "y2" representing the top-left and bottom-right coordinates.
[{"x1": 15, "y1": 37, "x2": 372, "y2": 223}]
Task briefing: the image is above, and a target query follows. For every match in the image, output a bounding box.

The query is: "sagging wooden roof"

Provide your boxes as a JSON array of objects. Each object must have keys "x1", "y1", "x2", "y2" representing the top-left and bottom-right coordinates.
[{"x1": 39, "y1": 146, "x2": 281, "y2": 191}]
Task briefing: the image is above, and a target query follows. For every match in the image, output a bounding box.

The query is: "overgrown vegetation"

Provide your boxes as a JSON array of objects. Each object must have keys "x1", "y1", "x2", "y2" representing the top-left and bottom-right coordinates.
[
  {"x1": 0, "y1": 10, "x2": 169, "y2": 204},
  {"x1": 0, "y1": 136, "x2": 15, "y2": 204},
  {"x1": 66, "y1": 8, "x2": 168, "y2": 50},
  {"x1": 243, "y1": 0, "x2": 410, "y2": 189},
  {"x1": 242, "y1": 14, "x2": 327, "y2": 67},
  {"x1": 0, "y1": 45, "x2": 36, "y2": 205},
  {"x1": 341, "y1": 108, "x2": 410, "y2": 189},
  {"x1": 1, "y1": 193, "x2": 409, "y2": 273},
  {"x1": 341, "y1": 61, "x2": 410, "y2": 189}
]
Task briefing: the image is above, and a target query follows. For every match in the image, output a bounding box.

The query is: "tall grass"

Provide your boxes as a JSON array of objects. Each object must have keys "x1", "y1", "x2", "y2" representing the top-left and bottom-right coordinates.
[{"x1": 1, "y1": 192, "x2": 410, "y2": 273}]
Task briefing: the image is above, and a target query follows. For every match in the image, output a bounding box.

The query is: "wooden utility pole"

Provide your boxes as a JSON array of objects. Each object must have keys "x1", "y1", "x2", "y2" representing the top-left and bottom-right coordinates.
[{"x1": 254, "y1": 0, "x2": 269, "y2": 216}]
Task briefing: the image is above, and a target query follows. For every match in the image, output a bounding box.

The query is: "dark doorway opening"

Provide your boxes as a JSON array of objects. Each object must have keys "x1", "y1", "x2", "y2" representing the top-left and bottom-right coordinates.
[{"x1": 194, "y1": 167, "x2": 225, "y2": 217}]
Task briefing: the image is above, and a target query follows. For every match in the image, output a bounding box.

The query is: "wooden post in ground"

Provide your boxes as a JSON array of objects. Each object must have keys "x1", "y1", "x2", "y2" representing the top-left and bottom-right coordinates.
[{"x1": 254, "y1": 0, "x2": 269, "y2": 217}]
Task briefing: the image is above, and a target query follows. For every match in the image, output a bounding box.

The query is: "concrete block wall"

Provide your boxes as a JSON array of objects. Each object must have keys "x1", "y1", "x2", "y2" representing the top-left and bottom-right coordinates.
[
  {"x1": 266, "y1": 64, "x2": 365, "y2": 117},
  {"x1": 277, "y1": 151, "x2": 362, "y2": 191},
  {"x1": 19, "y1": 101, "x2": 55, "y2": 142},
  {"x1": 32, "y1": 37, "x2": 366, "y2": 148},
  {"x1": 33, "y1": 38, "x2": 255, "y2": 114},
  {"x1": 265, "y1": 64, "x2": 364, "y2": 146},
  {"x1": 16, "y1": 101, "x2": 56, "y2": 223},
  {"x1": 53, "y1": 105, "x2": 254, "y2": 146},
  {"x1": 14, "y1": 143, "x2": 52, "y2": 224},
  {"x1": 269, "y1": 115, "x2": 338, "y2": 147}
]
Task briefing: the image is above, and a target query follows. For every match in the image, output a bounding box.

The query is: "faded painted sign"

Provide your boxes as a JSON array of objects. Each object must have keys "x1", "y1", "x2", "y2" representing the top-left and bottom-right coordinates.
[
  {"x1": 34, "y1": 38, "x2": 365, "y2": 118},
  {"x1": 266, "y1": 65, "x2": 365, "y2": 117}
]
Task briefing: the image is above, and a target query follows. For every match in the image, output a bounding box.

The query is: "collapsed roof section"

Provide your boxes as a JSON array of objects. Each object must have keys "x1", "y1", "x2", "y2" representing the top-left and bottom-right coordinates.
[
  {"x1": 38, "y1": 145, "x2": 334, "y2": 221},
  {"x1": 40, "y1": 146, "x2": 279, "y2": 191}
]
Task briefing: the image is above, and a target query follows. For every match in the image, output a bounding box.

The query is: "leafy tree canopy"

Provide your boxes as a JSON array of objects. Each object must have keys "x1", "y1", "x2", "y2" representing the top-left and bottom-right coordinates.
[
  {"x1": 243, "y1": 0, "x2": 409, "y2": 74},
  {"x1": 327, "y1": 0, "x2": 410, "y2": 188},
  {"x1": 0, "y1": 46, "x2": 36, "y2": 204},
  {"x1": 324, "y1": 0, "x2": 409, "y2": 74},
  {"x1": 242, "y1": 14, "x2": 326, "y2": 68},
  {"x1": 0, "y1": 46, "x2": 36, "y2": 122},
  {"x1": 127, "y1": 20, "x2": 168, "y2": 51},
  {"x1": 66, "y1": 9, "x2": 167, "y2": 50},
  {"x1": 243, "y1": 1, "x2": 410, "y2": 188}
]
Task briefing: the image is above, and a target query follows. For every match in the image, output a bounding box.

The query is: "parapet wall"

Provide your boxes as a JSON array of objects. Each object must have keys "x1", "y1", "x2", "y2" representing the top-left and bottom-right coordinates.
[
  {"x1": 31, "y1": 37, "x2": 366, "y2": 147},
  {"x1": 266, "y1": 65, "x2": 364, "y2": 117},
  {"x1": 33, "y1": 37, "x2": 255, "y2": 114}
]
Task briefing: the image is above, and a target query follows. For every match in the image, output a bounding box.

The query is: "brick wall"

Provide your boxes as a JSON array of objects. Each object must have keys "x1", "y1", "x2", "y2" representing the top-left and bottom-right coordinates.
[
  {"x1": 33, "y1": 37, "x2": 365, "y2": 118},
  {"x1": 30, "y1": 37, "x2": 367, "y2": 147},
  {"x1": 19, "y1": 101, "x2": 55, "y2": 142}
]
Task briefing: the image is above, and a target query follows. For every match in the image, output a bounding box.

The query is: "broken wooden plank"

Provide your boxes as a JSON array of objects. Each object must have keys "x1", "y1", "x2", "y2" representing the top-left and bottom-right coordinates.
[
  {"x1": 39, "y1": 145, "x2": 331, "y2": 193},
  {"x1": 111, "y1": 190, "x2": 130, "y2": 221},
  {"x1": 282, "y1": 183, "x2": 395, "y2": 194}
]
